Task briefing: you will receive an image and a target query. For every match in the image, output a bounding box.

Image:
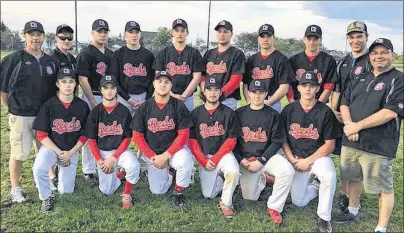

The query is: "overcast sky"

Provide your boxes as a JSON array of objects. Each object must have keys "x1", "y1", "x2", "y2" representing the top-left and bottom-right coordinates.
[{"x1": 1, "y1": 1, "x2": 403, "y2": 53}]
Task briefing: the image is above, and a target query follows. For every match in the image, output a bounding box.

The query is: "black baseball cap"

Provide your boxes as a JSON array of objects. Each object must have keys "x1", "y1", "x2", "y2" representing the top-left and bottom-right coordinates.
[
  {"x1": 299, "y1": 71, "x2": 319, "y2": 86},
  {"x1": 346, "y1": 21, "x2": 367, "y2": 35},
  {"x1": 205, "y1": 76, "x2": 221, "y2": 89},
  {"x1": 248, "y1": 79, "x2": 267, "y2": 92},
  {"x1": 154, "y1": 71, "x2": 172, "y2": 81},
  {"x1": 125, "y1": 21, "x2": 141, "y2": 32},
  {"x1": 305, "y1": 25, "x2": 322, "y2": 38},
  {"x1": 215, "y1": 20, "x2": 233, "y2": 32},
  {"x1": 100, "y1": 75, "x2": 118, "y2": 87},
  {"x1": 24, "y1": 21, "x2": 44, "y2": 34},
  {"x1": 258, "y1": 24, "x2": 275, "y2": 36},
  {"x1": 56, "y1": 24, "x2": 74, "y2": 34},
  {"x1": 369, "y1": 38, "x2": 394, "y2": 52},
  {"x1": 57, "y1": 67, "x2": 75, "y2": 80},
  {"x1": 92, "y1": 19, "x2": 110, "y2": 31},
  {"x1": 172, "y1": 19, "x2": 188, "y2": 29}
]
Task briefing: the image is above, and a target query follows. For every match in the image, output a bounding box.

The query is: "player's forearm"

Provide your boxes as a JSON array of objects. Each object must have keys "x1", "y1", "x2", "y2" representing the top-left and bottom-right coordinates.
[
  {"x1": 340, "y1": 105, "x2": 353, "y2": 124},
  {"x1": 69, "y1": 137, "x2": 86, "y2": 155},
  {"x1": 357, "y1": 109, "x2": 398, "y2": 130},
  {"x1": 132, "y1": 131, "x2": 156, "y2": 159},
  {"x1": 266, "y1": 84, "x2": 289, "y2": 106},
  {"x1": 307, "y1": 140, "x2": 335, "y2": 165},
  {"x1": 1, "y1": 91, "x2": 8, "y2": 107},
  {"x1": 243, "y1": 84, "x2": 250, "y2": 104},
  {"x1": 88, "y1": 139, "x2": 103, "y2": 161},
  {"x1": 211, "y1": 138, "x2": 236, "y2": 165},
  {"x1": 318, "y1": 89, "x2": 332, "y2": 103},
  {"x1": 188, "y1": 139, "x2": 208, "y2": 167},
  {"x1": 330, "y1": 91, "x2": 340, "y2": 111},
  {"x1": 79, "y1": 76, "x2": 96, "y2": 104},
  {"x1": 39, "y1": 137, "x2": 62, "y2": 154},
  {"x1": 182, "y1": 72, "x2": 201, "y2": 98},
  {"x1": 113, "y1": 137, "x2": 131, "y2": 159},
  {"x1": 166, "y1": 128, "x2": 189, "y2": 156},
  {"x1": 282, "y1": 142, "x2": 295, "y2": 162},
  {"x1": 200, "y1": 80, "x2": 206, "y2": 93}
]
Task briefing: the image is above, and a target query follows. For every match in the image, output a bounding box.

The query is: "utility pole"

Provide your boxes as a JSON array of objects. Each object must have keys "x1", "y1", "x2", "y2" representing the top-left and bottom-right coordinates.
[
  {"x1": 75, "y1": 0, "x2": 78, "y2": 53},
  {"x1": 206, "y1": 1, "x2": 211, "y2": 50}
]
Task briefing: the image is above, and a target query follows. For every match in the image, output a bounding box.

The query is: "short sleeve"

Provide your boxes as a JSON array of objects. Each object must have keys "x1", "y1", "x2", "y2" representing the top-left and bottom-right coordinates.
[
  {"x1": 76, "y1": 51, "x2": 92, "y2": 78},
  {"x1": 189, "y1": 110, "x2": 198, "y2": 139},
  {"x1": 324, "y1": 56, "x2": 338, "y2": 84},
  {"x1": 123, "y1": 110, "x2": 133, "y2": 138},
  {"x1": 130, "y1": 104, "x2": 146, "y2": 133},
  {"x1": 270, "y1": 113, "x2": 286, "y2": 144},
  {"x1": 153, "y1": 48, "x2": 166, "y2": 71},
  {"x1": 230, "y1": 50, "x2": 246, "y2": 75},
  {"x1": 176, "y1": 102, "x2": 193, "y2": 130},
  {"x1": 323, "y1": 108, "x2": 341, "y2": 140},
  {"x1": 85, "y1": 109, "x2": 98, "y2": 139},
  {"x1": 242, "y1": 56, "x2": 253, "y2": 85},
  {"x1": 0, "y1": 53, "x2": 19, "y2": 92},
  {"x1": 383, "y1": 76, "x2": 404, "y2": 118},
  {"x1": 32, "y1": 102, "x2": 51, "y2": 132},
  {"x1": 192, "y1": 50, "x2": 204, "y2": 73},
  {"x1": 228, "y1": 111, "x2": 242, "y2": 138},
  {"x1": 277, "y1": 56, "x2": 295, "y2": 84}
]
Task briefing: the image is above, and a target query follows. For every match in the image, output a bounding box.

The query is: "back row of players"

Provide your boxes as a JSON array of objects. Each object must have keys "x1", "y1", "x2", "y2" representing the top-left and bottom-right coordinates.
[{"x1": 1, "y1": 18, "x2": 402, "y2": 233}]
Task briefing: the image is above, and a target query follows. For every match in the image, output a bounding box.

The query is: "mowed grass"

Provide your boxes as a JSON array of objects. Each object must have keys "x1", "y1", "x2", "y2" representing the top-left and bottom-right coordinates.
[{"x1": 0, "y1": 49, "x2": 403, "y2": 232}]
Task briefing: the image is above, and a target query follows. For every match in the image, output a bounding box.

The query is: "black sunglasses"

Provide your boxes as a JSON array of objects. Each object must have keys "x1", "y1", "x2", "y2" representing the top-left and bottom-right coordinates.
[{"x1": 57, "y1": 35, "x2": 73, "y2": 41}]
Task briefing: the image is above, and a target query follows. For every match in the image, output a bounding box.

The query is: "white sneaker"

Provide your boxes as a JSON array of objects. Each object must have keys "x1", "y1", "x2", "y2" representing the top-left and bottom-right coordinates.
[{"x1": 9, "y1": 186, "x2": 26, "y2": 203}]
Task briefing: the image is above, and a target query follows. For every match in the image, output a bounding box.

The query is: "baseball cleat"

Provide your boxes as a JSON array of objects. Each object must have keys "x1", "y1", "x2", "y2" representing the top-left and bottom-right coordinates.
[
  {"x1": 333, "y1": 210, "x2": 360, "y2": 223},
  {"x1": 84, "y1": 173, "x2": 98, "y2": 186},
  {"x1": 317, "y1": 217, "x2": 332, "y2": 232},
  {"x1": 218, "y1": 199, "x2": 234, "y2": 218},
  {"x1": 121, "y1": 194, "x2": 133, "y2": 208},
  {"x1": 173, "y1": 193, "x2": 185, "y2": 207},
  {"x1": 267, "y1": 208, "x2": 282, "y2": 225},
  {"x1": 41, "y1": 194, "x2": 55, "y2": 212}
]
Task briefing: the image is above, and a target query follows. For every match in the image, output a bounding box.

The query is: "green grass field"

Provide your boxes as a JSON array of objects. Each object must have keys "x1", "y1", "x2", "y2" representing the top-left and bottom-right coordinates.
[{"x1": 1, "y1": 50, "x2": 403, "y2": 232}]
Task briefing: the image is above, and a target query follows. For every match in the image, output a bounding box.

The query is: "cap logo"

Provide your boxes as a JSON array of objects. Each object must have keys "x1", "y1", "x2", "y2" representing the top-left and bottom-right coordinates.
[
  {"x1": 177, "y1": 19, "x2": 182, "y2": 24},
  {"x1": 99, "y1": 20, "x2": 105, "y2": 26},
  {"x1": 305, "y1": 73, "x2": 312, "y2": 79},
  {"x1": 254, "y1": 80, "x2": 261, "y2": 86},
  {"x1": 105, "y1": 75, "x2": 112, "y2": 81},
  {"x1": 209, "y1": 78, "x2": 215, "y2": 84},
  {"x1": 130, "y1": 21, "x2": 136, "y2": 26},
  {"x1": 63, "y1": 68, "x2": 70, "y2": 74},
  {"x1": 263, "y1": 25, "x2": 268, "y2": 30},
  {"x1": 375, "y1": 38, "x2": 383, "y2": 43},
  {"x1": 310, "y1": 26, "x2": 316, "y2": 32},
  {"x1": 219, "y1": 21, "x2": 226, "y2": 25},
  {"x1": 160, "y1": 71, "x2": 167, "y2": 75},
  {"x1": 30, "y1": 22, "x2": 37, "y2": 28}
]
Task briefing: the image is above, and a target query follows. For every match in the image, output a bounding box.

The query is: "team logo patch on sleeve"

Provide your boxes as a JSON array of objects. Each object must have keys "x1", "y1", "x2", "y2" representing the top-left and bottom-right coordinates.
[
  {"x1": 313, "y1": 69, "x2": 323, "y2": 83},
  {"x1": 206, "y1": 61, "x2": 227, "y2": 75},
  {"x1": 46, "y1": 66, "x2": 54, "y2": 75},
  {"x1": 252, "y1": 65, "x2": 274, "y2": 79},
  {"x1": 148, "y1": 116, "x2": 175, "y2": 133},
  {"x1": 354, "y1": 66, "x2": 363, "y2": 75},
  {"x1": 199, "y1": 121, "x2": 225, "y2": 139},
  {"x1": 166, "y1": 62, "x2": 191, "y2": 76},
  {"x1": 98, "y1": 121, "x2": 123, "y2": 138},
  {"x1": 289, "y1": 123, "x2": 319, "y2": 140},
  {"x1": 96, "y1": 62, "x2": 106, "y2": 76},
  {"x1": 398, "y1": 103, "x2": 403, "y2": 109},
  {"x1": 374, "y1": 82, "x2": 385, "y2": 91},
  {"x1": 123, "y1": 63, "x2": 147, "y2": 77},
  {"x1": 52, "y1": 117, "x2": 81, "y2": 134},
  {"x1": 242, "y1": 127, "x2": 267, "y2": 142}
]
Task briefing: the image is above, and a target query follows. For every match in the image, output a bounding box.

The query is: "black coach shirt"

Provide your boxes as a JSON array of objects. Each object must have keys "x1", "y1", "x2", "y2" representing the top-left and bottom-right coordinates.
[
  {"x1": 281, "y1": 101, "x2": 340, "y2": 158},
  {"x1": 0, "y1": 50, "x2": 59, "y2": 116},
  {"x1": 341, "y1": 68, "x2": 403, "y2": 158},
  {"x1": 243, "y1": 50, "x2": 295, "y2": 96},
  {"x1": 33, "y1": 96, "x2": 90, "y2": 151},
  {"x1": 113, "y1": 46, "x2": 155, "y2": 100},
  {"x1": 153, "y1": 45, "x2": 204, "y2": 95}
]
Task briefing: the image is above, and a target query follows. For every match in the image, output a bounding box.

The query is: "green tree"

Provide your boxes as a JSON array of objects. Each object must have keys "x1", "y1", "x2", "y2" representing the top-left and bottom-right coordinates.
[
  {"x1": 45, "y1": 32, "x2": 56, "y2": 50},
  {"x1": 194, "y1": 36, "x2": 207, "y2": 53},
  {"x1": 1, "y1": 21, "x2": 9, "y2": 32},
  {"x1": 234, "y1": 32, "x2": 259, "y2": 55},
  {"x1": 152, "y1": 27, "x2": 172, "y2": 47}
]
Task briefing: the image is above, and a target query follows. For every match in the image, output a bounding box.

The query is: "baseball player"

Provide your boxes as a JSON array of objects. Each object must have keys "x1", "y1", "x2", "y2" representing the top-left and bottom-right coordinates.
[
  {"x1": 334, "y1": 38, "x2": 403, "y2": 233},
  {"x1": 113, "y1": 21, "x2": 155, "y2": 114},
  {"x1": 188, "y1": 76, "x2": 241, "y2": 218},
  {"x1": 243, "y1": 24, "x2": 295, "y2": 113},
  {"x1": 32, "y1": 68, "x2": 89, "y2": 212},
  {"x1": 330, "y1": 21, "x2": 371, "y2": 213},
  {"x1": 85, "y1": 75, "x2": 140, "y2": 208},
  {"x1": 153, "y1": 18, "x2": 204, "y2": 112},
  {"x1": 281, "y1": 71, "x2": 340, "y2": 233},
  {"x1": 76, "y1": 19, "x2": 115, "y2": 184},
  {"x1": 131, "y1": 71, "x2": 194, "y2": 207},
  {"x1": 287, "y1": 25, "x2": 338, "y2": 104},
  {"x1": 1, "y1": 21, "x2": 59, "y2": 203},
  {"x1": 234, "y1": 79, "x2": 294, "y2": 225},
  {"x1": 201, "y1": 20, "x2": 246, "y2": 110}
]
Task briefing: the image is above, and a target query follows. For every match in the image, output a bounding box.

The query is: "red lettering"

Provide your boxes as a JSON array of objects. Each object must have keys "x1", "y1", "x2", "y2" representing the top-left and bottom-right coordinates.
[
  {"x1": 52, "y1": 117, "x2": 81, "y2": 134},
  {"x1": 252, "y1": 66, "x2": 274, "y2": 79},
  {"x1": 289, "y1": 123, "x2": 319, "y2": 140},
  {"x1": 147, "y1": 116, "x2": 176, "y2": 133},
  {"x1": 199, "y1": 121, "x2": 225, "y2": 139},
  {"x1": 123, "y1": 63, "x2": 147, "y2": 77},
  {"x1": 98, "y1": 121, "x2": 123, "y2": 138},
  {"x1": 96, "y1": 62, "x2": 106, "y2": 76},
  {"x1": 242, "y1": 127, "x2": 267, "y2": 142},
  {"x1": 206, "y1": 60, "x2": 227, "y2": 75},
  {"x1": 166, "y1": 62, "x2": 191, "y2": 76}
]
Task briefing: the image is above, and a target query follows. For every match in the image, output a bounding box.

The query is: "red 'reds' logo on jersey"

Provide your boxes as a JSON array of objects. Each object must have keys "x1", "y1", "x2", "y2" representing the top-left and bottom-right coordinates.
[
  {"x1": 167, "y1": 62, "x2": 191, "y2": 76},
  {"x1": 289, "y1": 123, "x2": 319, "y2": 140},
  {"x1": 123, "y1": 63, "x2": 147, "y2": 77},
  {"x1": 252, "y1": 66, "x2": 274, "y2": 79},
  {"x1": 148, "y1": 116, "x2": 176, "y2": 133},
  {"x1": 98, "y1": 121, "x2": 123, "y2": 138},
  {"x1": 52, "y1": 117, "x2": 81, "y2": 134},
  {"x1": 96, "y1": 62, "x2": 106, "y2": 76},
  {"x1": 206, "y1": 61, "x2": 227, "y2": 75},
  {"x1": 313, "y1": 69, "x2": 323, "y2": 83},
  {"x1": 200, "y1": 121, "x2": 225, "y2": 139},
  {"x1": 242, "y1": 127, "x2": 267, "y2": 142}
]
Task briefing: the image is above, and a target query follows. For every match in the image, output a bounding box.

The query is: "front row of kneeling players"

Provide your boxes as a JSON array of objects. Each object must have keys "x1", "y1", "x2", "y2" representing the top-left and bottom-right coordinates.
[{"x1": 32, "y1": 67, "x2": 339, "y2": 230}]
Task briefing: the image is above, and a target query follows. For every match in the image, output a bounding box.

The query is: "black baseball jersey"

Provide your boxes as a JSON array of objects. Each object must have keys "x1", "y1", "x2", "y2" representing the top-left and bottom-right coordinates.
[
  {"x1": 49, "y1": 47, "x2": 77, "y2": 71},
  {"x1": 85, "y1": 102, "x2": 132, "y2": 151},
  {"x1": 153, "y1": 45, "x2": 204, "y2": 94},
  {"x1": 243, "y1": 50, "x2": 295, "y2": 96},
  {"x1": 341, "y1": 68, "x2": 403, "y2": 158},
  {"x1": 281, "y1": 101, "x2": 340, "y2": 158},
  {"x1": 334, "y1": 52, "x2": 371, "y2": 109},
  {"x1": 113, "y1": 46, "x2": 155, "y2": 100},
  {"x1": 131, "y1": 97, "x2": 193, "y2": 154},
  {"x1": 190, "y1": 104, "x2": 241, "y2": 155},
  {"x1": 202, "y1": 46, "x2": 246, "y2": 100},
  {"x1": 234, "y1": 105, "x2": 286, "y2": 164},
  {"x1": 289, "y1": 51, "x2": 338, "y2": 100},
  {"x1": 0, "y1": 50, "x2": 59, "y2": 116},
  {"x1": 33, "y1": 96, "x2": 90, "y2": 150},
  {"x1": 76, "y1": 44, "x2": 115, "y2": 92}
]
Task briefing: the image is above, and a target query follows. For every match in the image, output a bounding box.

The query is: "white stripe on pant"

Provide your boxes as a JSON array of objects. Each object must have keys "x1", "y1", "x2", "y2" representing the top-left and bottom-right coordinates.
[
  {"x1": 81, "y1": 93, "x2": 103, "y2": 174},
  {"x1": 97, "y1": 149, "x2": 140, "y2": 196},
  {"x1": 199, "y1": 153, "x2": 240, "y2": 206},
  {"x1": 33, "y1": 146, "x2": 79, "y2": 200},
  {"x1": 140, "y1": 146, "x2": 194, "y2": 194},
  {"x1": 239, "y1": 154, "x2": 294, "y2": 213},
  {"x1": 290, "y1": 156, "x2": 336, "y2": 221}
]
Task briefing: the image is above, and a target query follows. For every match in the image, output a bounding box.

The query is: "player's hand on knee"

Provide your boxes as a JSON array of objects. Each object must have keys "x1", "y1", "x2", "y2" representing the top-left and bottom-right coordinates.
[
  {"x1": 58, "y1": 151, "x2": 72, "y2": 164},
  {"x1": 205, "y1": 160, "x2": 216, "y2": 171},
  {"x1": 61, "y1": 159, "x2": 71, "y2": 167},
  {"x1": 294, "y1": 159, "x2": 311, "y2": 172},
  {"x1": 240, "y1": 159, "x2": 250, "y2": 169},
  {"x1": 152, "y1": 153, "x2": 170, "y2": 169},
  {"x1": 247, "y1": 160, "x2": 263, "y2": 173},
  {"x1": 103, "y1": 157, "x2": 117, "y2": 173}
]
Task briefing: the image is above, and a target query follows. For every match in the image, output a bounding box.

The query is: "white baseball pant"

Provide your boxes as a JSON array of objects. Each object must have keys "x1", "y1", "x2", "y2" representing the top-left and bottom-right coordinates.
[
  {"x1": 290, "y1": 156, "x2": 336, "y2": 221},
  {"x1": 81, "y1": 93, "x2": 103, "y2": 174},
  {"x1": 33, "y1": 146, "x2": 79, "y2": 200},
  {"x1": 199, "y1": 153, "x2": 240, "y2": 206},
  {"x1": 97, "y1": 149, "x2": 140, "y2": 196},
  {"x1": 140, "y1": 146, "x2": 194, "y2": 194},
  {"x1": 267, "y1": 95, "x2": 281, "y2": 113},
  {"x1": 183, "y1": 96, "x2": 195, "y2": 112},
  {"x1": 117, "y1": 92, "x2": 147, "y2": 115},
  {"x1": 239, "y1": 154, "x2": 295, "y2": 212},
  {"x1": 221, "y1": 98, "x2": 238, "y2": 111}
]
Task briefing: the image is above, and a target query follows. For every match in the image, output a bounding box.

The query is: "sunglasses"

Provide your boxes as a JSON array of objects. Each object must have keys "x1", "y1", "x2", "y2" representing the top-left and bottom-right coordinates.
[{"x1": 57, "y1": 35, "x2": 73, "y2": 41}]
